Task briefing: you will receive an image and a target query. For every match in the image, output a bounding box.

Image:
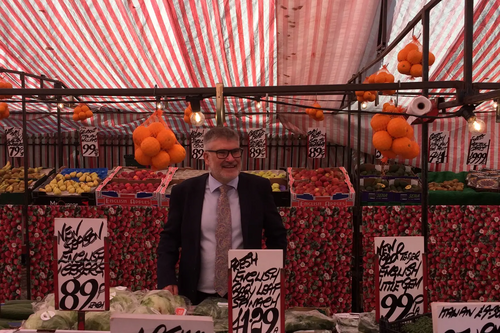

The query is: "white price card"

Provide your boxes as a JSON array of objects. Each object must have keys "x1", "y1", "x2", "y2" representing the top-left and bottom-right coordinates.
[
  {"x1": 191, "y1": 129, "x2": 206, "y2": 160},
  {"x1": 431, "y1": 302, "x2": 500, "y2": 333},
  {"x1": 229, "y1": 250, "x2": 284, "y2": 333},
  {"x1": 248, "y1": 128, "x2": 267, "y2": 158},
  {"x1": 5, "y1": 127, "x2": 24, "y2": 158},
  {"x1": 374, "y1": 237, "x2": 426, "y2": 322},
  {"x1": 54, "y1": 218, "x2": 109, "y2": 311},
  {"x1": 467, "y1": 133, "x2": 491, "y2": 166},
  {"x1": 110, "y1": 313, "x2": 214, "y2": 333},
  {"x1": 428, "y1": 131, "x2": 449, "y2": 164},
  {"x1": 80, "y1": 127, "x2": 99, "y2": 157},
  {"x1": 307, "y1": 127, "x2": 326, "y2": 159}
]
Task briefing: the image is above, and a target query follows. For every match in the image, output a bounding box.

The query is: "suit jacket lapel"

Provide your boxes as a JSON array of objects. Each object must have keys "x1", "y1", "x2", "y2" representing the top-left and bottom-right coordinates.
[
  {"x1": 190, "y1": 174, "x2": 209, "y2": 257},
  {"x1": 237, "y1": 173, "x2": 251, "y2": 248}
]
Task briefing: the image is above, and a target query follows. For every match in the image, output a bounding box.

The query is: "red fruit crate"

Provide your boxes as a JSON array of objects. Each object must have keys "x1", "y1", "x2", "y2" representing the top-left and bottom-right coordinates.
[
  {"x1": 288, "y1": 167, "x2": 355, "y2": 208},
  {"x1": 95, "y1": 166, "x2": 171, "y2": 206}
]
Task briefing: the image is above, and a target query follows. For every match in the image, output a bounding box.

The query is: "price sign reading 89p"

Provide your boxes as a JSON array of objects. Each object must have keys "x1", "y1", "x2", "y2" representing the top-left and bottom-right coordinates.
[{"x1": 54, "y1": 218, "x2": 109, "y2": 311}]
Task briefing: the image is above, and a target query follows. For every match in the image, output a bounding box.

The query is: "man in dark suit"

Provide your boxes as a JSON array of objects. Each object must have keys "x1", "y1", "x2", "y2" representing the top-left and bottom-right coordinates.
[{"x1": 157, "y1": 127, "x2": 287, "y2": 304}]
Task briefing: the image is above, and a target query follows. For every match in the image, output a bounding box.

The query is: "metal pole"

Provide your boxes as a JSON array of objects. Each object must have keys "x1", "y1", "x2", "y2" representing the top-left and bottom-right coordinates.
[
  {"x1": 55, "y1": 82, "x2": 63, "y2": 168},
  {"x1": 421, "y1": 9, "x2": 430, "y2": 254},
  {"x1": 21, "y1": 73, "x2": 31, "y2": 299},
  {"x1": 464, "y1": 0, "x2": 474, "y2": 94},
  {"x1": 215, "y1": 83, "x2": 224, "y2": 126},
  {"x1": 352, "y1": 95, "x2": 363, "y2": 313}
]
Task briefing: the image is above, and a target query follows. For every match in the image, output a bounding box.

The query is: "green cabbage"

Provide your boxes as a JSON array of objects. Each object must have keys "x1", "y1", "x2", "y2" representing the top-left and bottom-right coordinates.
[
  {"x1": 23, "y1": 310, "x2": 77, "y2": 330},
  {"x1": 85, "y1": 311, "x2": 111, "y2": 331},
  {"x1": 140, "y1": 290, "x2": 176, "y2": 314}
]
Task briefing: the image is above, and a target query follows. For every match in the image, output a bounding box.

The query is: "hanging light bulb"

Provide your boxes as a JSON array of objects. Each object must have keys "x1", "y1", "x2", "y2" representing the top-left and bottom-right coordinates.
[
  {"x1": 58, "y1": 102, "x2": 65, "y2": 109},
  {"x1": 190, "y1": 111, "x2": 205, "y2": 127},
  {"x1": 461, "y1": 105, "x2": 486, "y2": 134},
  {"x1": 156, "y1": 101, "x2": 164, "y2": 110},
  {"x1": 491, "y1": 100, "x2": 498, "y2": 109},
  {"x1": 255, "y1": 96, "x2": 262, "y2": 109},
  {"x1": 467, "y1": 116, "x2": 486, "y2": 134},
  {"x1": 360, "y1": 101, "x2": 368, "y2": 110}
]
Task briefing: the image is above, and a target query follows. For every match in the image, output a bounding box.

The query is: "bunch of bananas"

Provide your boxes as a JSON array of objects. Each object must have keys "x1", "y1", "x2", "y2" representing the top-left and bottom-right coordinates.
[
  {"x1": 41, "y1": 171, "x2": 101, "y2": 196},
  {"x1": 0, "y1": 162, "x2": 44, "y2": 193}
]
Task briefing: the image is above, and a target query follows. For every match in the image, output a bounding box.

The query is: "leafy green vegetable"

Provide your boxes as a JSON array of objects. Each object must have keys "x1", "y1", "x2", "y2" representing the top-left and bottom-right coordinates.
[
  {"x1": 85, "y1": 311, "x2": 111, "y2": 331},
  {"x1": 193, "y1": 297, "x2": 228, "y2": 319},
  {"x1": 402, "y1": 315, "x2": 432, "y2": 333}
]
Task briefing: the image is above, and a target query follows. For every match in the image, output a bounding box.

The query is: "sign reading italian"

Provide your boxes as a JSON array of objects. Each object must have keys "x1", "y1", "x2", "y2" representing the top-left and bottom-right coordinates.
[
  {"x1": 80, "y1": 126, "x2": 99, "y2": 157},
  {"x1": 190, "y1": 129, "x2": 206, "y2": 160},
  {"x1": 110, "y1": 313, "x2": 214, "y2": 333},
  {"x1": 229, "y1": 250, "x2": 283, "y2": 333},
  {"x1": 54, "y1": 218, "x2": 109, "y2": 311},
  {"x1": 307, "y1": 127, "x2": 326, "y2": 158},
  {"x1": 375, "y1": 236, "x2": 425, "y2": 322},
  {"x1": 248, "y1": 128, "x2": 267, "y2": 159},
  {"x1": 431, "y1": 302, "x2": 500, "y2": 333},
  {"x1": 467, "y1": 133, "x2": 491, "y2": 166},
  {"x1": 5, "y1": 127, "x2": 24, "y2": 158},
  {"x1": 428, "y1": 131, "x2": 449, "y2": 164}
]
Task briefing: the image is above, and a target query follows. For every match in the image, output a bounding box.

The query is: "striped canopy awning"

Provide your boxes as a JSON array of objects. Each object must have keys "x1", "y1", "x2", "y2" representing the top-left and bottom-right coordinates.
[{"x1": 1, "y1": 1, "x2": 499, "y2": 146}]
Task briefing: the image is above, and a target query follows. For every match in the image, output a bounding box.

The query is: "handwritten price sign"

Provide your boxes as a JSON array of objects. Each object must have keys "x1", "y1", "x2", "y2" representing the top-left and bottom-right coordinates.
[
  {"x1": 54, "y1": 218, "x2": 109, "y2": 311},
  {"x1": 307, "y1": 127, "x2": 326, "y2": 159},
  {"x1": 431, "y1": 302, "x2": 500, "y2": 333},
  {"x1": 428, "y1": 131, "x2": 449, "y2": 164},
  {"x1": 467, "y1": 133, "x2": 491, "y2": 166},
  {"x1": 248, "y1": 128, "x2": 267, "y2": 159},
  {"x1": 375, "y1": 237, "x2": 425, "y2": 322},
  {"x1": 191, "y1": 129, "x2": 206, "y2": 160},
  {"x1": 80, "y1": 127, "x2": 99, "y2": 157},
  {"x1": 110, "y1": 313, "x2": 214, "y2": 333},
  {"x1": 5, "y1": 127, "x2": 24, "y2": 158},
  {"x1": 229, "y1": 250, "x2": 283, "y2": 333}
]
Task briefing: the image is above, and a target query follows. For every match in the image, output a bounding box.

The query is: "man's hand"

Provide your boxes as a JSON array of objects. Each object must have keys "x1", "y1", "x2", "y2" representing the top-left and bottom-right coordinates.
[{"x1": 163, "y1": 285, "x2": 178, "y2": 295}]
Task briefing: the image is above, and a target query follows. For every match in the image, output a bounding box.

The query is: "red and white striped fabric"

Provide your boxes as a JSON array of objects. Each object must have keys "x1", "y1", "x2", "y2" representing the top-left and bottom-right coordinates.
[{"x1": 0, "y1": 0, "x2": 280, "y2": 135}]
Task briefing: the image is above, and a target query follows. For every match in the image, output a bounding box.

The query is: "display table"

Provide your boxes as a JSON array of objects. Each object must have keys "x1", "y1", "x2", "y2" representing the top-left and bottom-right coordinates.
[{"x1": 2, "y1": 203, "x2": 500, "y2": 313}]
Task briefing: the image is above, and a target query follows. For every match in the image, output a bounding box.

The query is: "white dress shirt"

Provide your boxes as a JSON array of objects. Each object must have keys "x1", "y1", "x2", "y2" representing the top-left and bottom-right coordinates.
[{"x1": 198, "y1": 174, "x2": 243, "y2": 293}]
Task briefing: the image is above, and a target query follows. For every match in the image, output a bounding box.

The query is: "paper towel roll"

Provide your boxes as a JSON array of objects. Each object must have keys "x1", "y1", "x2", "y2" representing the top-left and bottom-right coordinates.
[{"x1": 407, "y1": 96, "x2": 432, "y2": 124}]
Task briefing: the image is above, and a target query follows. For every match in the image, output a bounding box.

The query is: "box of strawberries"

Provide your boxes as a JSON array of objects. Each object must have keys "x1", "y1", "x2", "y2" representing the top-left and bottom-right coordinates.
[
  {"x1": 288, "y1": 167, "x2": 355, "y2": 207},
  {"x1": 95, "y1": 166, "x2": 171, "y2": 206}
]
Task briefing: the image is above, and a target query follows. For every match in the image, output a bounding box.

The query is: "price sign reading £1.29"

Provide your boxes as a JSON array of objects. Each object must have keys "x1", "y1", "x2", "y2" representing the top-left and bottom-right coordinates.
[
  {"x1": 248, "y1": 128, "x2": 267, "y2": 159},
  {"x1": 467, "y1": 133, "x2": 491, "y2": 166},
  {"x1": 229, "y1": 250, "x2": 284, "y2": 333},
  {"x1": 54, "y1": 218, "x2": 109, "y2": 311},
  {"x1": 431, "y1": 302, "x2": 500, "y2": 333},
  {"x1": 80, "y1": 127, "x2": 99, "y2": 157},
  {"x1": 5, "y1": 127, "x2": 24, "y2": 158},
  {"x1": 307, "y1": 127, "x2": 326, "y2": 159},
  {"x1": 191, "y1": 129, "x2": 206, "y2": 160}
]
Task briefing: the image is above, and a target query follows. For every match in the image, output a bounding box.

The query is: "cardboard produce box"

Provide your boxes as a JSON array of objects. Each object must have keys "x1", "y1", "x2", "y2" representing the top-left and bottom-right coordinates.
[
  {"x1": 288, "y1": 167, "x2": 355, "y2": 208},
  {"x1": 95, "y1": 166, "x2": 170, "y2": 206}
]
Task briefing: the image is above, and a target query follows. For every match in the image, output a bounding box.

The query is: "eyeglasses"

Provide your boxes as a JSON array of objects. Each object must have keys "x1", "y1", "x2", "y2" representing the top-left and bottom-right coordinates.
[{"x1": 205, "y1": 148, "x2": 243, "y2": 159}]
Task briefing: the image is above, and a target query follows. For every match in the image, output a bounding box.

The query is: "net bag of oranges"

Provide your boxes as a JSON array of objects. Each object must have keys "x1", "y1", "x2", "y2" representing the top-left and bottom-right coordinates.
[
  {"x1": 132, "y1": 109, "x2": 186, "y2": 169},
  {"x1": 370, "y1": 100, "x2": 420, "y2": 163},
  {"x1": 305, "y1": 101, "x2": 325, "y2": 121},
  {"x1": 397, "y1": 35, "x2": 435, "y2": 78}
]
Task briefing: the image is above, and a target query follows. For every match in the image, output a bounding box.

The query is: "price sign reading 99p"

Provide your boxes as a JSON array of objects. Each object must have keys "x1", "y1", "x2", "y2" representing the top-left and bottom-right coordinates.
[
  {"x1": 54, "y1": 218, "x2": 109, "y2": 311},
  {"x1": 80, "y1": 127, "x2": 99, "y2": 157},
  {"x1": 375, "y1": 236, "x2": 426, "y2": 322}
]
